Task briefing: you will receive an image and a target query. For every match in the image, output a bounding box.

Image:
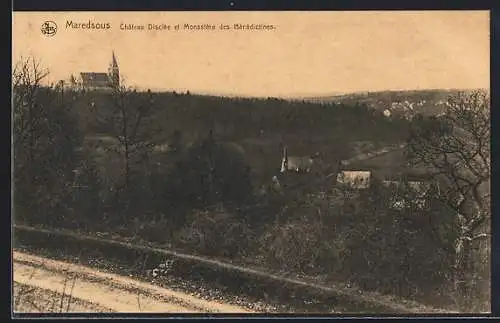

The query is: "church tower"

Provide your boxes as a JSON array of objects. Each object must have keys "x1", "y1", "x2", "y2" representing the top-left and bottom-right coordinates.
[{"x1": 108, "y1": 51, "x2": 120, "y2": 88}]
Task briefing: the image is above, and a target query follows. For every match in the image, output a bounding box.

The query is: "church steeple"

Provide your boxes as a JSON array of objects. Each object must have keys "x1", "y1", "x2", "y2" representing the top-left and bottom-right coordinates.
[
  {"x1": 111, "y1": 51, "x2": 118, "y2": 68},
  {"x1": 108, "y1": 50, "x2": 120, "y2": 88}
]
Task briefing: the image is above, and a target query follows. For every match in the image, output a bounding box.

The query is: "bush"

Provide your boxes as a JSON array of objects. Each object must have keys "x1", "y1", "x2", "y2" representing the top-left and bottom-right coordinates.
[
  {"x1": 255, "y1": 183, "x2": 459, "y2": 306},
  {"x1": 132, "y1": 219, "x2": 172, "y2": 245},
  {"x1": 338, "y1": 183, "x2": 457, "y2": 299},
  {"x1": 64, "y1": 158, "x2": 104, "y2": 231},
  {"x1": 174, "y1": 205, "x2": 255, "y2": 259},
  {"x1": 151, "y1": 134, "x2": 254, "y2": 230},
  {"x1": 259, "y1": 220, "x2": 345, "y2": 275}
]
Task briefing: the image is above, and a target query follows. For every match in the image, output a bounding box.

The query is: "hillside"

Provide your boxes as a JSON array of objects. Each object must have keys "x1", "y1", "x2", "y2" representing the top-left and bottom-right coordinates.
[
  {"x1": 344, "y1": 146, "x2": 431, "y2": 181},
  {"x1": 302, "y1": 89, "x2": 467, "y2": 118},
  {"x1": 15, "y1": 83, "x2": 490, "y2": 313},
  {"x1": 70, "y1": 90, "x2": 412, "y2": 184}
]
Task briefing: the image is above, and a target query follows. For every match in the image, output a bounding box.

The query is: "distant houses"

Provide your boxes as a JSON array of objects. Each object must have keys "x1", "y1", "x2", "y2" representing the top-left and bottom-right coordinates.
[
  {"x1": 274, "y1": 142, "x2": 438, "y2": 212},
  {"x1": 333, "y1": 171, "x2": 434, "y2": 210},
  {"x1": 278, "y1": 154, "x2": 434, "y2": 211}
]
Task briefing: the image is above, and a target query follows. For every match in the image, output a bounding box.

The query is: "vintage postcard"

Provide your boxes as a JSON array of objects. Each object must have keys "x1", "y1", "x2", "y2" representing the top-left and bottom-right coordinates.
[{"x1": 12, "y1": 11, "x2": 490, "y2": 315}]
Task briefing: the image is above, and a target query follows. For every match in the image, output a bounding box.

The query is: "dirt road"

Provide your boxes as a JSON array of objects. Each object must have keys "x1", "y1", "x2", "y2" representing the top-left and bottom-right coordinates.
[{"x1": 13, "y1": 251, "x2": 253, "y2": 313}]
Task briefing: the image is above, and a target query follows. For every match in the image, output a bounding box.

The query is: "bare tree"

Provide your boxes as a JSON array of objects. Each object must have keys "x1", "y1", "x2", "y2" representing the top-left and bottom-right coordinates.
[
  {"x1": 105, "y1": 82, "x2": 161, "y2": 215},
  {"x1": 13, "y1": 57, "x2": 49, "y2": 168},
  {"x1": 407, "y1": 89, "x2": 490, "y2": 310},
  {"x1": 13, "y1": 57, "x2": 81, "y2": 225}
]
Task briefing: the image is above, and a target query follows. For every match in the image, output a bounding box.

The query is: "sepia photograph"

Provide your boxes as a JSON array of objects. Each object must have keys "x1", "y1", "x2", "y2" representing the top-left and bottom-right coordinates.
[{"x1": 12, "y1": 11, "x2": 490, "y2": 315}]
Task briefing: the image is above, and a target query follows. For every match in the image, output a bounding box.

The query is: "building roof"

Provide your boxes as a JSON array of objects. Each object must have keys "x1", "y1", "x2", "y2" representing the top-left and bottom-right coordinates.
[
  {"x1": 337, "y1": 170, "x2": 371, "y2": 189},
  {"x1": 281, "y1": 156, "x2": 314, "y2": 173},
  {"x1": 79, "y1": 72, "x2": 110, "y2": 84}
]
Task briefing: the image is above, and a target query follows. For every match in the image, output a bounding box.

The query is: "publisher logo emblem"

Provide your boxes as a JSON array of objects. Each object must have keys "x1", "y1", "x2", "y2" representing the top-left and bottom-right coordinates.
[{"x1": 41, "y1": 21, "x2": 57, "y2": 37}]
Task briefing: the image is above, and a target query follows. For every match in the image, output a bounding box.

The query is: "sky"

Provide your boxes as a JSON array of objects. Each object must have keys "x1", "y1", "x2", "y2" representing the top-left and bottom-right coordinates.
[{"x1": 12, "y1": 11, "x2": 490, "y2": 97}]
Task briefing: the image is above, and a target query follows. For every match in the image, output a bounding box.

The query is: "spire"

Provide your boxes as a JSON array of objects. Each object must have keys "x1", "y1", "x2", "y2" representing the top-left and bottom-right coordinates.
[
  {"x1": 108, "y1": 50, "x2": 120, "y2": 88},
  {"x1": 111, "y1": 50, "x2": 118, "y2": 68}
]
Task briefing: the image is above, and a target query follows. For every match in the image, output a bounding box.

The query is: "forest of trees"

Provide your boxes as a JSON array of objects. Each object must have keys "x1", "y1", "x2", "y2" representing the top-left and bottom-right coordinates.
[
  {"x1": 75, "y1": 87, "x2": 410, "y2": 144},
  {"x1": 12, "y1": 58, "x2": 490, "y2": 312}
]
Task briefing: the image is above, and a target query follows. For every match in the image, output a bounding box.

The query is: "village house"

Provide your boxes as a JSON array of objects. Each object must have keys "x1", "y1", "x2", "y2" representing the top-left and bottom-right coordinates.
[
  {"x1": 280, "y1": 146, "x2": 320, "y2": 173},
  {"x1": 336, "y1": 170, "x2": 371, "y2": 189}
]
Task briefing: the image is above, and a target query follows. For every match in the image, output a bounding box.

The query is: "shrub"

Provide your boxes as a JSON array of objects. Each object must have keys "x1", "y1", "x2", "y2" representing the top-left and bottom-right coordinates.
[
  {"x1": 256, "y1": 182, "x2": 459, "y2": 306},
  {"x1": 259, "y1": 220, "x2": 341, "y2": 274},
  {"x1": 65, "y1": 158, "x2": 104, "y2": 231},
  {"x1": 132, "y1": 219, "x2": 172, "y2": 245},
  {"x1": 161, "y1": 134, "x2": 253, "y2": 212},
  {"x1": 339, "y1": 183, "x2": 457, "y2": 299},
  {"x1": 174, "y1": 204, "x2": 255, "y2": 259}
]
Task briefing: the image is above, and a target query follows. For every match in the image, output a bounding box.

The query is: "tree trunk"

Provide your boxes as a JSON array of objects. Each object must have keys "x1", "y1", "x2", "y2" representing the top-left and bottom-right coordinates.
[
  {"x1": 453, "y1": 237, "x2": 472, "y2": 311},
  {"x1": 124, "y1": 142, "x2": 130, "y2": 190}
]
